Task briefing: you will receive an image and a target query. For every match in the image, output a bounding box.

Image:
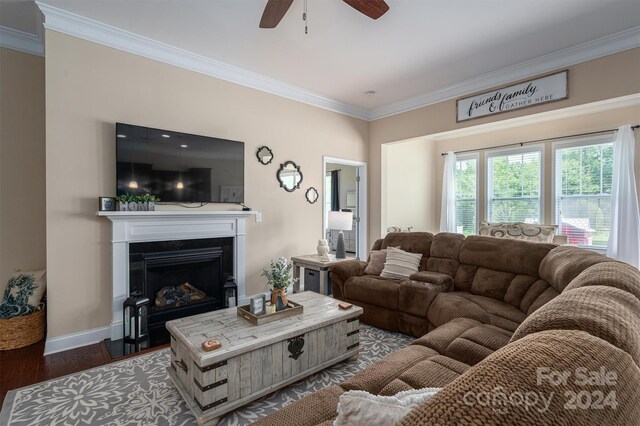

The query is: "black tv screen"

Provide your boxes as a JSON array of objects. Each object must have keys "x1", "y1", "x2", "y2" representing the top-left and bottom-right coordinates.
[{"x1": 116, "y1": 123, "x2": 244, "y2": 203}]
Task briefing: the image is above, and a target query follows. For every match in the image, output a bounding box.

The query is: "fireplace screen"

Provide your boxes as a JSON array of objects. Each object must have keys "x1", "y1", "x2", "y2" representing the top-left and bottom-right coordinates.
[{"x1": 128, "y1": 237, "x2": 233, "y2": 345}]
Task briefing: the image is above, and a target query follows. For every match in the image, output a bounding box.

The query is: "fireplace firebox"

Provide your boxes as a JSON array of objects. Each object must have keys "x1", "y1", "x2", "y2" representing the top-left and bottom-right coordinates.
[{"x1": 129, "y1": 237, "x2": 234, "y2": 346}]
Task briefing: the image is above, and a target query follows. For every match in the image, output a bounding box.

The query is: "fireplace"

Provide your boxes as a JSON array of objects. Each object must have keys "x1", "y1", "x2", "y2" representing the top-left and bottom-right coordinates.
[
  {"x1": 129, "y1": 237, "x2": 233, "y2": 346},
  {"x1": 99, "y1": 210, "x2": 251, "y2": 348}
]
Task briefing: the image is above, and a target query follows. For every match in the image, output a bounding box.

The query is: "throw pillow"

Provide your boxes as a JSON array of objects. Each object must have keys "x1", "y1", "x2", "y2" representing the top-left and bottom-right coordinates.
[
  {"x1": 478, "y1": 221, "x2": 556, "y2": 243},
  {"x1": 0, "y1": 270, "x2": 46, "y2": 318},
  {"x1": 386, "y1": 226, "x2": 414, "y2": 233},
  {"x1": 515, "y1": 222, "x2": 557, "y2": 243},
  {"x1": 334, "y1": 387, "x2": 441, "y2": 426},
  {"x1": 364, "y1": 250, "x2": 387, "y2": 275},
  {"x1": 380, "y1": 247, "x2": 422, "y2": 280}
]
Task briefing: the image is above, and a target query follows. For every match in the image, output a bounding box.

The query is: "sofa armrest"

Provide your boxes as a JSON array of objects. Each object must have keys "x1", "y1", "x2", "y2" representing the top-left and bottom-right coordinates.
[
  {"x1": 409, "y1": 271, "x2": 453, "y2": 288},
  {"x1": 330, "y1": 260, "x2": 367, "y2": 300},
  {"x1": 399, "y1": 280, "x2": 450, "y2": 320}
]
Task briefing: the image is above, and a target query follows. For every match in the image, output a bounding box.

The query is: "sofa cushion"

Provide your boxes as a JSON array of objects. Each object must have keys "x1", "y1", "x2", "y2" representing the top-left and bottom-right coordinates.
[
  {"x1": 564, "y1": 261, "x2": 640, "y2": 302},
  {"x1": 503, "y1": 275, "x2": 541, "y2": 307},
  {"x1": 381, "y1": 247, "x2": 422, "y2": 280},
  {"x1": 398, "y1": 330, "x2": 640, "y2": 426},
  {"x1": 408, "y1": 271, "x2": 452, "y2": 286},
  {"x1": 428, "y1": 292, "x2": 526, "y2": 332},
  {"x1": 458, "y1": 235, "x2": 554, "y2": 277},
  {"x1": 343, "y1": 275, "x2": 399, "y2": 310},
  {"x1": 379, "y1": 356, "x2": 469, "y2": 396},
  {"x1": 469, "y1": 267, "x2": 515, "y2": 300},
  {"x1": 342, "y1": 345, "x2": 440, "y2": 394},
  {"x1": 538, "y1": 244, "x2": 610, "y2": 292},
  {"x1": 414, "y1": 317, "x2": 512, "y2": 366},
  {"x1": 364, "y1": 249, "x2": 387, "y2": 275},
  {"x1": 251, "y1": 385, "x2": 344, "y2": 426},
  {"x1": 381, "y1": 232, "x2": 433, "y2": 271},
  {"x1": 426, "y1": 233, "x2": 463, "y2": 277},
  {"x1": 511, "y1": 286, "x2": 640, "y2": 367}
]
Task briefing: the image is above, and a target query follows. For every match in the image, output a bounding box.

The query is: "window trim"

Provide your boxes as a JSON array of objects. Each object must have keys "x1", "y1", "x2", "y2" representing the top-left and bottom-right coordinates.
[
  {"x1": 484, "y1": 144, "x2": 545, "y2": 224},
  {"x1": 455, "y1": 153, "x2": 480, "y2": 234},
  {"x1": 551, "y1": 133, "x2": 615, "y2": 251}
]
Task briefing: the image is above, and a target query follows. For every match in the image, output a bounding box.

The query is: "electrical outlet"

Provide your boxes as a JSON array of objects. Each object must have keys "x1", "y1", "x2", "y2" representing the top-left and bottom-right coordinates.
[{"x1": 256, "y1": 212, "x2": 263, "y2": 223}]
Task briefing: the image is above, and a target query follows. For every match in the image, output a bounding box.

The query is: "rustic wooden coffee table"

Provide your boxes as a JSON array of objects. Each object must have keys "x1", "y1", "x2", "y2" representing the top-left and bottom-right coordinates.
[{"x1": 166, "y1": 291, "x2": 363, "y2": 425}]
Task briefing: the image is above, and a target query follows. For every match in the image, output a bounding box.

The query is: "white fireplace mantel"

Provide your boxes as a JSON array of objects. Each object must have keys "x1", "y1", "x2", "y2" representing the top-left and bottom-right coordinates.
[{"x1": 98, "y1": 210, "x2": 254, "y2": 341}]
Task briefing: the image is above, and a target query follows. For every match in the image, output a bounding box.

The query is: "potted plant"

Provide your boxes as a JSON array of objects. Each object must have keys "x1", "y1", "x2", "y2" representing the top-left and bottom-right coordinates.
[
  {"x1": 261, "y1": 257, "x2": 298, "y2": 311},
  {"x1": 140, "y1": 194, "x2": 160, "y2": 211},
  {"x1": 116, "y1": 194, "x2": 160, "y2": 211},
  {"x1": 116, "y1": 194, "x2": 133, "y2": 211}
]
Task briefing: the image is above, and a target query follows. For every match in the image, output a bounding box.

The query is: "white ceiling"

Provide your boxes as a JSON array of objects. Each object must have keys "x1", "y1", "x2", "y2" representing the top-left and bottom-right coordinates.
[{"x1": 1, "y1": 0, "x2": 639, "y2": 117}]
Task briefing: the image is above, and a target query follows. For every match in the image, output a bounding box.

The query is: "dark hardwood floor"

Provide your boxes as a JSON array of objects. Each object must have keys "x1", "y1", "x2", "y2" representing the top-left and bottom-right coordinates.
[{"x1": 0, "y1": 339, "x2": 167, "y2": 406}]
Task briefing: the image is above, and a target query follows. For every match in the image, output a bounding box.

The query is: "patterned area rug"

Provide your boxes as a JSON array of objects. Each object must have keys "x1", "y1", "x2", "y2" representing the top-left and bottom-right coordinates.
[{"x1": 0, "y1": 325, "x2": 413, "y2": 425}]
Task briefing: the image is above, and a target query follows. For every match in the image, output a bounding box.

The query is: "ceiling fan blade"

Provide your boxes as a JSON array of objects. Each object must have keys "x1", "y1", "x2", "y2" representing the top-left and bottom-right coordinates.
[
  {"x1": 259, "y1": 0, "x2": 295, "y2": 28},
  {"x1": 343, "y1": 0, "x2": 389, "y2": 20}
]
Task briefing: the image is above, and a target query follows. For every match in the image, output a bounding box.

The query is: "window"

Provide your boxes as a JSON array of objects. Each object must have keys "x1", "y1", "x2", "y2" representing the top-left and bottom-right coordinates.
[
  {"x1": 455, "y1": 155, "x2": 478, "y2": 236},
  {"x1": 554, "y1": 136, "x2": 613, "y2": 248},
  {"x1": 487, "y1": 147, "x2": 543, "y2": 224}
]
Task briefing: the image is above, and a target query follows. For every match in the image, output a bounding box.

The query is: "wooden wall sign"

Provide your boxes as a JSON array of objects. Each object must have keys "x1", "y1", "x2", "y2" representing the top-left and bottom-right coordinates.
[{"x1": 456, "y1": 70, "x2": 568, "y2": 122}]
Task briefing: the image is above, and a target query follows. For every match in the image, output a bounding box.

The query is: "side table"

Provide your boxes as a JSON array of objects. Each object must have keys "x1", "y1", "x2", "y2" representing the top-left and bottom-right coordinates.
[{"x1": 290, "y1": 254, "x2": 354, "y2": 295}]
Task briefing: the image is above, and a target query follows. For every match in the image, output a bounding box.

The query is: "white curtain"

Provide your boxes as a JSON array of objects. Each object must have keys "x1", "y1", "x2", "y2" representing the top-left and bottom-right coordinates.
[
  {"x1": 440, "y1": 151, "x2": 457, "y2": 233},
  {"x1": 607, "y1": 125, "x2": 640, "y2": 268}
]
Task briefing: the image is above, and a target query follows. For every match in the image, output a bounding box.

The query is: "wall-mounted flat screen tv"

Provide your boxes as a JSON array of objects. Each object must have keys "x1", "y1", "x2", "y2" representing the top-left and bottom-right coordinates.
[{"x1": 116, "y1": 123, "x2": 244, "y2": 203}]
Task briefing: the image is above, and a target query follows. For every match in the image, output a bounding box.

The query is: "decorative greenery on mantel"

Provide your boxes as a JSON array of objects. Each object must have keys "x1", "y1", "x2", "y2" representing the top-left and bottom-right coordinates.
[{"x1": 116, "y1": 194, "x2": 160, "y2": 211}]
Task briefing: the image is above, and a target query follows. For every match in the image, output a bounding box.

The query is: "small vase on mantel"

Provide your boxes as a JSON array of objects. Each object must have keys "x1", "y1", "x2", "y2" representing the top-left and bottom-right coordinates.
[{"x1": 271, "y1": 288, "x2": 288, "y2": 312}]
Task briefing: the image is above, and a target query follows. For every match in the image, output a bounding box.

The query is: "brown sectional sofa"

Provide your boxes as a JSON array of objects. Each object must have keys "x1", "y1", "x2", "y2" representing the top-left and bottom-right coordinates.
[{"x1": 255, "y1": 232, "x2": 640, "y2": 425}]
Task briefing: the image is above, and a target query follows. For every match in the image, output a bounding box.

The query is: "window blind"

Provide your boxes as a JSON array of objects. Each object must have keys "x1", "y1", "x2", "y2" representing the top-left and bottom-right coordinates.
[
  {"x1": 487, "y1": 149, "x2": 542, "y2": 223},
  {"x1": 455, "y1": 157, "x2": 477, "y2": 235},
  {"x1": 554, "y1": 141, "x2": 613, "y2": 248}
]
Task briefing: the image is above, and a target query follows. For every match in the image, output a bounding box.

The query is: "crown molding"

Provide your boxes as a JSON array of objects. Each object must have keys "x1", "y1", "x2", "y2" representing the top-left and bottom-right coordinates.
[
  {"x1": 368, "y1": 26, "x2": 640, "y2": 120},
  {"x1": 34, "y1": 1, "x2": 640, "y2": 122},
  {"x1": 424, "y1": 94, "x2": 640, "y2": 142},
  {"x1": 36, "y1": 2, "x2": 370, "y2": 120},
  {"x1": 0, "y1": 25, "x2": 44, "y2": 56}
]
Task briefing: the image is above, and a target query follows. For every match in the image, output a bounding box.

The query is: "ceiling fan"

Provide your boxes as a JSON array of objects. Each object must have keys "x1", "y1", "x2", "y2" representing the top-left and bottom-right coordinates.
[{"x1": 259, "y1": 0, "x2": 390, "y2": 28}]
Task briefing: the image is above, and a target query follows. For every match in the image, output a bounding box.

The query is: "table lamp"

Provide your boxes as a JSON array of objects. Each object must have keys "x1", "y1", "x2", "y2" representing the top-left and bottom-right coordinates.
[{"x1": 328, "y1": 211, "x2": 353, "y2": 259}]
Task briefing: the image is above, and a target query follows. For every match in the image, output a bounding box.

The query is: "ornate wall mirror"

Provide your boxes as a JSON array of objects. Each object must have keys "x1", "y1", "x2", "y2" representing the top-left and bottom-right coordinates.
[
  {"x1": 277, "y1": 161, "x2": 303, "y2": 192},
  {"x1": 305, "y1": 187, "x2": 319, "y2": 204},
  {"x1": 256, "y1": 146, "x2": 273, "y2": 165}
]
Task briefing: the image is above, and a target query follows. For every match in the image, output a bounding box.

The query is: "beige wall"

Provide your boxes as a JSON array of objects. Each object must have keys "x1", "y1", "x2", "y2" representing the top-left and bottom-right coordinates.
[
  {"x1": 382, "y1": 138, "x2": 437, "y2": 233},
  {"x1": 45, "y1": 31, "x2": 368, "y2": 339},
  {"x1": 0, "y1": 48, "x2": 46, "y2": 293},
  {"x1": 369, "y1": 48, "x2": 640, "y2": 241}
]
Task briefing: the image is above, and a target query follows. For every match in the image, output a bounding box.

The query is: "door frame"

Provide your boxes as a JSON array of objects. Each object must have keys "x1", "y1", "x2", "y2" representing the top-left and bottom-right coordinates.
[{"x1": 323, "y1": 156, "x2": 368, "y2": 259}]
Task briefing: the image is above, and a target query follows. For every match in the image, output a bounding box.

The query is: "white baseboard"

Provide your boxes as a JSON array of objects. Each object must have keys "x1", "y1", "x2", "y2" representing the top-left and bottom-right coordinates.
[
  {"x1": 44, "y1": 325, "x2": 112, "y2": 355},
  {"x1": 46, "y1": 298, "x2": 252, "y2": 355}
]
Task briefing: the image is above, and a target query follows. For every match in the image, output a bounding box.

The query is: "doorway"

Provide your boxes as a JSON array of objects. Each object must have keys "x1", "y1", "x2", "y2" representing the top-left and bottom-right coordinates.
[{"x1": 323, "y1": 157, "x2": 368, "y2": 259}]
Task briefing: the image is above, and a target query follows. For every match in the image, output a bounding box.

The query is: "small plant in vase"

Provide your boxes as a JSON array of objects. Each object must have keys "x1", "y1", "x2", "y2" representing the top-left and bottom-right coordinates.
[
  {"x1": 116, "y1": 194, "x2": 160, "y2": 211},
  {"x1": 140, "y1": 194, "x2": 160, "y2": 211},
  {"x1": 261, "y1": 257, "x2": 298, "y2": 312}
]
